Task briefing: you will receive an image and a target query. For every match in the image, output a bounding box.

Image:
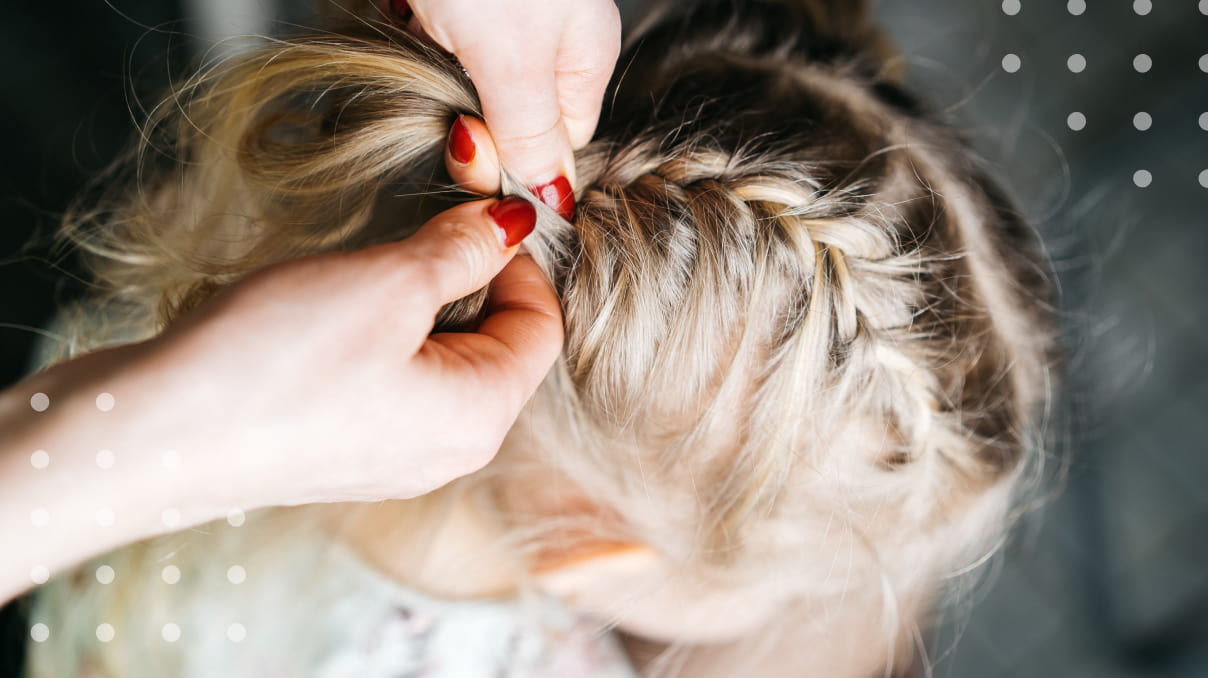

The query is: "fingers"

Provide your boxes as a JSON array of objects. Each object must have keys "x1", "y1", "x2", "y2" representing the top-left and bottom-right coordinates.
[
  {"x1": 455, "y1": 41, "x2": 579, "y2": 219},
  {"x1": 445, "y1": 115, "x2": 501, "y2": 196},
  {"x1": 557, "y1": 2, "x2": 622, "y2": 149},
  {"x1": 394, "y1": 1, "x2": 621, "y2": 223},
  {"x1": 465, "y1": 252, "x2": 564, "y2": 395},
  {"x1": 396, "y1": 197, "x2": 537, "y2": 311}
]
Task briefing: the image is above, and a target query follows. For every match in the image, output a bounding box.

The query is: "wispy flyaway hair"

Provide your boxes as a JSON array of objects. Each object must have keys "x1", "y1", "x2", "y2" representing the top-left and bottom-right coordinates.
[{"x1": 29, "y1": 1, "x2": 1056, "y2": 676}]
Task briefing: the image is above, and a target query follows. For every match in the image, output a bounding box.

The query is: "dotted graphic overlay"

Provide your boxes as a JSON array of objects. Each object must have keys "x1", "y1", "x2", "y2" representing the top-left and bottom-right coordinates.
[
  {"x1": 915, "y1": 3, "x2": 1208, "y2": 676},
  {"x1": 28, "y1": 393, "x2": 48, "y2": 412},
  {"x1": 15, "y1": 384, "x2": 259, "y2": 656},
  {"x1": 95, "y1": 393, "x2": 115, "y2": 412},
  {"x1": 6, "y1": 3, "x2": 1203, "y2": 673},
  {"x1": 996, "y1": 2, "x2": 1208, "y2": 193}
]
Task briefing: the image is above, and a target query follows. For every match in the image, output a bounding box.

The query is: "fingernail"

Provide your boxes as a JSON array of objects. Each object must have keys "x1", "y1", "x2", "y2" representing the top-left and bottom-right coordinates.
[
  {"x1": 488, "y1": 198, "x2": 537, "y2": 248},
  {"x1": 531, "y1": 175, "x2": 575, "y2": 221},
  {"x1": 447, "y1": 116, "x2": 476, "y2": 166},
  {"x1": 388, "y1": 0, "x2": 412, "y2": 21}
]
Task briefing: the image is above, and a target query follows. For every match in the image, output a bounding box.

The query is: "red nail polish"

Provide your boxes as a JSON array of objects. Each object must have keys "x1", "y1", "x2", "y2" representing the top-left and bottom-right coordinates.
[
  {"x1": 447, "y1": 116, "x2": 476, "y2": 165},
  {"x1": 388, "y1": 0, "x2": 412, "y2": 21},
  {"x1": 488, "y1": 198, "x2": 537, "y2": 248},
  {"x1": 531, "y1": 176, "x2": 575, "y2": 221}
]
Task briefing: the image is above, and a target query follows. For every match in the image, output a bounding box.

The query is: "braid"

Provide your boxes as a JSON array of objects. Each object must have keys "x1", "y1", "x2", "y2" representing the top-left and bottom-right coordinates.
[{"x1": 28, "y1": 8, "x2": 1054, "y2": 677}]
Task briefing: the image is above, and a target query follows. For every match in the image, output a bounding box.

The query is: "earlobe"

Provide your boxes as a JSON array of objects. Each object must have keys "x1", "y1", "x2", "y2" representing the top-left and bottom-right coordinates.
[
  {"x1": 531, "y1": 540, "x2": 789, "y2": 644},
  {"x1": 531, "y1": 538, "x2": 654, "y2": 578}
]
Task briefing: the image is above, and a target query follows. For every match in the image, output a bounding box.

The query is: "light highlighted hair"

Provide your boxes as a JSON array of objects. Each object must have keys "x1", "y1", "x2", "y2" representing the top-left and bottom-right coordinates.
[{"x1": 30, "y1": 2, "x2": 1056, "y2": 676}]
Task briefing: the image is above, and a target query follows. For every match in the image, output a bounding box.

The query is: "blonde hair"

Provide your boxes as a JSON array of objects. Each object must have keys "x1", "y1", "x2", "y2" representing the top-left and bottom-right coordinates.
[{"x1": 29, "y1": 1, "x2": 1055, "y2": 676}]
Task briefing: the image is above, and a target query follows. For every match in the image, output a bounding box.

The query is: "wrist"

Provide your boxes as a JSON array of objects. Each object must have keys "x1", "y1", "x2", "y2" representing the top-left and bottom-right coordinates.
[{"x1": 0, "y1": 341, "x2": 245, "y2": 601}]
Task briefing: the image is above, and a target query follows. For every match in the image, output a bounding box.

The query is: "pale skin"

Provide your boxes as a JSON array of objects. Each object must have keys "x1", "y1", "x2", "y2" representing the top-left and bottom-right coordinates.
[
  {"x1": 0, "y1": 124, "x2": 559, "y2": 605},
  {"x1": 399, "y1": 0, "x2": 622, "y2": 187},
  {"x1": 1, "y1": 1, "x2": 621, "y2": 606},
  {"x1": 0, "y1": 114, "x2": 885, "y2": 677},
  {"x1": 1, "y1": 10, "x2": 917, "y2": 671}
]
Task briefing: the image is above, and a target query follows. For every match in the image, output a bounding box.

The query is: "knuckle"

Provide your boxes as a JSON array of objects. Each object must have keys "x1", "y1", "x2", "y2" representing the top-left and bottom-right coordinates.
[
  {"x1": 404, "y1": 218, "x2": 493, "y2": 302},
  {"x1": 437, "y1": 218, "x2": 493, "y2": 272},
  {"x1": 494, "y1": 116, "x2": 563, "y2": 157}
]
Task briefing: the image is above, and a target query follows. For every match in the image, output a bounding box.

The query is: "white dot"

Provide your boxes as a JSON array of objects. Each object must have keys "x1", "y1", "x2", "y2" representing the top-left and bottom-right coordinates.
[
  {"x1": 1001, "y1": 53, "x2": 1022, "y2": 73},
  {"x1": 226, "y1": 508, "x2": 246, "y2": 527},
  {"x1": 1199, "y1": 112, "x2": 1208, "y2": 131},
  {"x1": 96, "y1": 623, "x2": 115, "y2": 643},
  {"x1": 1002, "y1": 0, "x2": 1021, "y2": 15},
  {"x1": 1133, "y1": 112, "x2": 1152, "y2": 130},
  {"x1": 161, "y1": 508, "x2": 182, "y2": 528},
  {"x1": 1067, "y1": 112, "x2": 1087, "y2": 131},
  {"x1": 1133, "y1": 0, "x2": 1151, "y2": 15},
  {"x1": 30, "y1": 508, "x2": 50, "y2": 527},
  {"x1": 227, "y1": 623, "x2": 246, "y2": 643},
  {"x1": 95, "y1": 393, "x2": 115, "y2": 412},
  {"x1": 1201, "y1": 0, "x2": 1208, "y2": 15},
  {"x1": 95, "y1": 508, "x2": 115, "y2": 527},
  {"x1": 30, "y1": 565, "x2": 50, "y2": 585},
  {"x1": 95, "y1": 565, "x2": 115, "y2": 585},
  {"x1": 161, "y1": 623, "x2": 181, "y2": 643},
  {"x1": 1199, "y1": 169, "x2": 1208, "y2": 188},
  {"x1": 161, "y1": 565, "x2": 181, "y2": 584},
  {"x1": 1067, "y1": 0, "x2": 1085, "y2": 14},
  {"x1": 1200, "y1": 54, "x2": 1208, "y2": 73},
  {"x1": 161, "y1": 450, "x2": 180, "y2": 469},
  {"x1": 30, "y1": 393, "x2": 49, "y2": 412},
  {"x1": 1133, "y1": 170, "x2": 1153, "y2": 188},
  {"x1": 30, "y1": 623, "x2": 50, "y2": 643},
  {"x1": 1134, "y1": 54, "x2": 1152, "y2": 73},
  {"x1": 30, "y1": 450, "x2": 50, "y2": 469},
  {"x1": 227, "y1": 565, "x2": 247, "y2": 584},
  {"x1": 95, "y1": 449, "x2": 115, "y2": 470},
  {"x1": 1067, "y1": 54, "x2": 1086, "y2": 73}
]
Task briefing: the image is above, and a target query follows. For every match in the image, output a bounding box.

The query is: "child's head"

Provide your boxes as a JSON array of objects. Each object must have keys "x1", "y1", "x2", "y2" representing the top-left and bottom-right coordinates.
[
  {"x1": 44, "y1": 0, "x2": 1055, "y2": 673},
  {"x1": 483, "y1": 0, "x2": 1055, "y2": 650}
]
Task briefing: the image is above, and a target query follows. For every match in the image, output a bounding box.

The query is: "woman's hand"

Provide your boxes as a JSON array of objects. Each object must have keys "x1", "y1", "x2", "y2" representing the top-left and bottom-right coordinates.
[
  {"x1": 391, "y1": 0, "x2": 622, "y2": 219},
  {"x1": 1, "y1": 0, "x2": 608, "y2": 600},
  {"x1": 150, "y1": 197, "x2": 562, "y2": 505},
  {"x1": 0, "y1": 194, "x2": 562, "y2": 603}
]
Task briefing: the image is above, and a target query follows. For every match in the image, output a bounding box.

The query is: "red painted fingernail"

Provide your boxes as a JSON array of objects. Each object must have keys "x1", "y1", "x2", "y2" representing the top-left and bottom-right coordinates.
[
  {"x1": 488, "y1": 198, "x2": 537, "y2": 248},
  {"x1": 531, "y1": 175, "x2": 575, "y2": 221},
  {"x1": 388, "y1": 0, "x2": 412, "y2": 21},
  {"x1": 447, "y1": 116, "x2": 476, "y2": 166}
]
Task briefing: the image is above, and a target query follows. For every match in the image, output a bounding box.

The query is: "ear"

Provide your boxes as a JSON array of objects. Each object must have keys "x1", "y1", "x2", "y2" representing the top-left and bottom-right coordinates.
[
  {"x1": 531, "y1": 536, "x2": 652, "y2": 576},
  {"x1": 532, "y1": 540, "x2": 791, "y2": 643}
]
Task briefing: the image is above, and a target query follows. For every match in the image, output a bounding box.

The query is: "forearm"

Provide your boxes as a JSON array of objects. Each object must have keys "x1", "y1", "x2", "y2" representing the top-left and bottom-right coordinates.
[
  {"x1": 0, "y1": 342, "x2": 237, "y2": 604},
  {"x1": 0, "y1": 196, "x2": 558, "y2": 604}
]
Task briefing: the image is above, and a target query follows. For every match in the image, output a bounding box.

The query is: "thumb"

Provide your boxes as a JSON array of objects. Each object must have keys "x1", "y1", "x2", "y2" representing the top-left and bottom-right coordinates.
[{"x1": 398, "y1": 197, "x2": 538, "y2": 311}]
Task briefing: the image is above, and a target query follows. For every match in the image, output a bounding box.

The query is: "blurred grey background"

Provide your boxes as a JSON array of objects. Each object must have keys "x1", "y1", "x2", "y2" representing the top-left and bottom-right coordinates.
[
  {"x1": 1, "y1": 1, "x2": 1205, "y2": 676},
  {"x1": 879, "y1": 3, "x2": 1208, "y2": 677}
]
